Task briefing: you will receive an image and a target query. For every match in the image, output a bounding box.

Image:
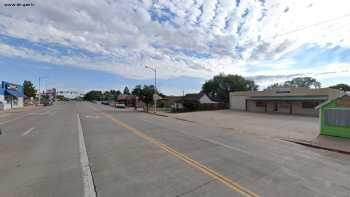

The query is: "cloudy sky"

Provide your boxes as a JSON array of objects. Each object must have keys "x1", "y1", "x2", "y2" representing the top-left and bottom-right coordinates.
[{"x1": 1, "y1": 0, "x2": 350, "y2": 95}]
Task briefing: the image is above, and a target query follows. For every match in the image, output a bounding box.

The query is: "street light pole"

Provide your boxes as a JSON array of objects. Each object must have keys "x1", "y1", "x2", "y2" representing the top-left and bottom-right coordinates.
[
  {"x1": 154, "y1": 68, "x2": 157, "y2": 113},
  {"x1": 38, "y1": 77, "x2": 47, "y2": 105},
  {"x1": 38, "y1": 77, "x2": 41, "y2": 105},
  {"x1": 145, "y1": 66, "x2": 157, "y2": 113}
]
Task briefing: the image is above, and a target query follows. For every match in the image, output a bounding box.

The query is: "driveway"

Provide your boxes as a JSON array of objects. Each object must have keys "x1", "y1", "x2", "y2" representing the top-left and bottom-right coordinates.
[{"x1": 164, "y1": 110, "x2": 319, "y2": 141}]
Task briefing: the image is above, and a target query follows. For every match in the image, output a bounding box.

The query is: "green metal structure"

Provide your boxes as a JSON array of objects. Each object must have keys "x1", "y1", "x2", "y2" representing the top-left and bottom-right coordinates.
[{"x1": 318, "y1": 95, "x2": 350, "y2": 138}]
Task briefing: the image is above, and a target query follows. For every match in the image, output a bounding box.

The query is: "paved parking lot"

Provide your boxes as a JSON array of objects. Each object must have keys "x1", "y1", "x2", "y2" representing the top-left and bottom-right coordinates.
[{"x1": 165, "y1": 110, "x2": 319, "y2": 141}]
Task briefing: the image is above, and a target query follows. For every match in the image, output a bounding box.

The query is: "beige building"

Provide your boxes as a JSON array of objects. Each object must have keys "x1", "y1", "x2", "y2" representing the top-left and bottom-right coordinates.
[{"x1": 230, "y1": 87, "x2": 345, "y2": 116}]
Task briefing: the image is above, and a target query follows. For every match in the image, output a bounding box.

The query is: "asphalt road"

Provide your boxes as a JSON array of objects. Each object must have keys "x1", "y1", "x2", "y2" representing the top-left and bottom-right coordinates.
[
  {"x1": 1, "y1": 101, "x2": 350, "y2": 197},
  {"x1": 0, "y1": 102, "x2": 83, "y2": 197}
]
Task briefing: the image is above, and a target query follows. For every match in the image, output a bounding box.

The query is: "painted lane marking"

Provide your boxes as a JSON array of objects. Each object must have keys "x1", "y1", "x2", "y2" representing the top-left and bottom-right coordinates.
[
  {"x1": 77, "y1": 113, "x2": 97, "y2": 197},
  {"x1": 85, "y1": 115, "x2": 100, "y2": 119},
  {"x1": 0, "y1": 116, "x2": 23, "y2": 125},
  {"x1": 140, "y1": 118, "x2": 254, "y2": 156},
  {"x1": 21, "y1": 127, "x2": 35, "y2": 136},
  {"x1": 101, "y1": 112, "x2": 260, "y2": 197},
  {"x1": 86, "y1": 104, "x2": 259, "y2": 196}
]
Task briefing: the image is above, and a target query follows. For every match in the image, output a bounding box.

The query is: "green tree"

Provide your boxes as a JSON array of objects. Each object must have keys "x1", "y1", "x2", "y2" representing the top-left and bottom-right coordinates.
[
  {"x1": 265, "y1": 83, "x2": 286, "y2": 90},
  {"x1": 131, "y1": 85, "x2": 156, "y2": 111},
  {"x1": 132, "y1": 85, "x2": 143, "y2": 97},
  {"x1": 23, "y1": 80, "x2": 37, "y2": 98},
  {"x1": 141, "y1": 85, "x2": 155, "y2": 111},
  {"x1": 123, "y1": 86, "x2": 130, "y2": 95},
  {"x1": 103, "y1": 91, "x2": 114, "y2": 101},
  {"x1": 83, "y1": 90, "x2": 103, "y2": 101},
  {"x1": 284, "y1": 77, "x2": 321, "y2": 88},
  {"x1": 329, "y1": 84, "x2": 350, "y2": 91},
  {"x1": 110, "y1": 90, "x2": 121, "y2": 100},
  {"x1": 265, "y1": 77, "x2": 322, "y2": 90},
  {"x1": 202, "y1": 73, "x2": 258, "y2": 103}
]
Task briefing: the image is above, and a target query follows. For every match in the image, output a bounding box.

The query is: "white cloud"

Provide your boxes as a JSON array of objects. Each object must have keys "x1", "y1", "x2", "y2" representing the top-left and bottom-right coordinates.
[
  {"x1": 0, "y1": 0, "x2": 350, "y2": 85},
  {"x1": 249, "y1": 62, "x2": 350, "y2": 89}
]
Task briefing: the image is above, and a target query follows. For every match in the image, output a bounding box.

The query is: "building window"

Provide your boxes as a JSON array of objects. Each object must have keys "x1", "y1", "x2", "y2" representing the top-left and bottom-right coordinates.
[
  {"x1": 302, "y1": 101, "x2": 319, "y2": 109},
  {"x1": 256, "y1": 101, "x2": 265, "y2": 107}
]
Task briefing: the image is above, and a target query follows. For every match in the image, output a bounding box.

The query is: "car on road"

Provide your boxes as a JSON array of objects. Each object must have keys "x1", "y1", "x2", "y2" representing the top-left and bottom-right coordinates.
[
  {"x1": 101, "y1": 101, "x2": 110, "y2": 105},
  {"x1": 115, "y1": 103, "x2": 126, "y2": 109},
  {"x1": 43, "y1": 100, "x2": 54, "y2": 106}
]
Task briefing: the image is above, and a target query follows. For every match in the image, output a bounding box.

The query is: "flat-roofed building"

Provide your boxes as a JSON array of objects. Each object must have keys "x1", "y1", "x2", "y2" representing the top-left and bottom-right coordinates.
[
  {"x1": 230, "y1": 87, "x2": 345, "y2": 116},
  {"x1": 57, "y1": 90, "x2": 84, "y2": 100},
  {"x1": 0, "y1": 81, "x2": 24, "y2": 111}
]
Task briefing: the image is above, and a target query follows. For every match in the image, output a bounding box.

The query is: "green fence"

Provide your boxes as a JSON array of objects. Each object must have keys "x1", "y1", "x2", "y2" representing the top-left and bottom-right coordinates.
[{"x1": 320, "y1": 98, "x2": 350, "y2": 138}]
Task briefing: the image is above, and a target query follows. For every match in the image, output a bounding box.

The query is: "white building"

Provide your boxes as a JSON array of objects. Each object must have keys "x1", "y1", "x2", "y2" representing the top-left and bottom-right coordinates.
[
  {"x1": 230, "y1": 87, "x2": 345, "y2": 116},
  {"x1": 57, "y1": 90, "x2": 84, "y2": 99},
  {"x1": 0, "y1": 81, "x2": 24, "y2": 111}
]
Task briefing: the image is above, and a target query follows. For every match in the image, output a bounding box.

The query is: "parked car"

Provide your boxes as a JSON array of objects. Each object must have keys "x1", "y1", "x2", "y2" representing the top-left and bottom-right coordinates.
[
  {"x1": 115, "y1": 103, "x2": 126, "y2": 109},
  {"x1": 101, "y1": 101, "x2": 109, "y2": 105},
  {"x1": 43, "y1": 100, "x2": 53, "y2": 106}
]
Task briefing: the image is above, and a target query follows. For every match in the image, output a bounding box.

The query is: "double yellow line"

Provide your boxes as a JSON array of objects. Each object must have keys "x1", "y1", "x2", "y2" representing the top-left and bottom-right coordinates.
[{"x1": 101, "y1": 112, "x2": 261, "y2": 197}]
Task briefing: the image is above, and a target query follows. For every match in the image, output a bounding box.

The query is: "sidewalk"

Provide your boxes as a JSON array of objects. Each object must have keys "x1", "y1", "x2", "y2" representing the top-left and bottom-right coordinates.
[
  {"x1": 150, "y1": 110, "x2": 350, "y2": 155},
  {"x1": 283, "y1": 135, "x2": 350, "y2": 154},
  {"x1": 0, "y1": 105, "x2": 40, "y2": 115},
  {"x1": 151, "y1": 110, "x2": 319, "y2": 141}
]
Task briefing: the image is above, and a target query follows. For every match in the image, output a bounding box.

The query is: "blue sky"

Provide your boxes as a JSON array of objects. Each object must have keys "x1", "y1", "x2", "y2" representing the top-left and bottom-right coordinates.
[
  {"x1": 0, "y1": 0, "x2": 350, "y2": 95},
  {"x1": 0, "y1": 56, "x2": 204, "y2": 95}
]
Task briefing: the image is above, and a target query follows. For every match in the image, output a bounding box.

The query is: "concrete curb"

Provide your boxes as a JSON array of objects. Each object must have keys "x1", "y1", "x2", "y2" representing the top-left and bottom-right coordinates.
[
  {"x1": 142, "y1": 111, "x2": 169, "y2": 117},
  {"x1": 0, "y1": 105, "x2": 39, "y2": 114},
  {"x1": 153, "y1": 113, "x2": 170, "y2": 117},
  {"x1": 281, "y1": 138, "x2": 350, "y2": 155},
  {"x1": 174, "y1": 117, "x2": 195, "y2": 123},
  {"x1": 143, "y1": 111, "x2": 198, "y2": 123},
  {"x1": 77, "y1": 113, "x2": 97, "y2": 197}
]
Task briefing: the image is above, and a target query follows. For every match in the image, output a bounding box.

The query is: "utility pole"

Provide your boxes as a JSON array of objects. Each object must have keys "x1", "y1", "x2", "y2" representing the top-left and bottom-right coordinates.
[
  {"x1": 155, "y1": 68, "x2": 157, "y2": 112},
  {"x1": 145, "y1": 66, "x2": 157, "y2": 113},
  {"x1": 38, "y1": 76, "x2": 47, "y2": 105},
  {"x1": 38, "y1": 77, "x2": 41, "y2": 105}
]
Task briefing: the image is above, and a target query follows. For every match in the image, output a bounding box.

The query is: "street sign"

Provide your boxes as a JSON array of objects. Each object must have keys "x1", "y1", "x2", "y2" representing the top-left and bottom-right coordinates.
[{"x1": 153, "y1": 94, "x2": 160, "y2": 100}]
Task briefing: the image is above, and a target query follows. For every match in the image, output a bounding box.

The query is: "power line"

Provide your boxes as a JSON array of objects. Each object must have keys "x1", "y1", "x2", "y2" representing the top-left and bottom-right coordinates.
[{"x1": 270, "y1": 13, "x2": 350, "y2": 39}]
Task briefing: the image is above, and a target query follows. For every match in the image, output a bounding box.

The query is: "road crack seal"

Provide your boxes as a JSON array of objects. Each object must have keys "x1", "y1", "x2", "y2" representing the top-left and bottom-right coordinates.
[{"x1": 175, "y1": 179, "x2": 215, "y2": 197}]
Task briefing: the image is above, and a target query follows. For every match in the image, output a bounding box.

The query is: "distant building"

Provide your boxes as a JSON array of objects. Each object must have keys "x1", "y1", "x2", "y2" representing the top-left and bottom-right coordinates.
[
  {"x1": 183, "y1": 93, "x2": 218, "y2": 104},
  {"x1": 230, "y1": 87, "x2": 345, "y2": 116},
  {"x1": 161, "y1": 96, "x2": 183, "y2": 108},
  {"x1": 0, "y1": 81, "x2": 24, "y2": 110},
  {"x1": 117, "y1": 94, "x2": 136, "y2": 107},
  {"x1": 57, "y1": 90, "x2": 84, "y2": 99},
  {"x1": 170, "y1": 92, "x2": 224, "y2": 112},
  {"x1": 43, "y1": 88, "x2": 56, "y2": 101}
]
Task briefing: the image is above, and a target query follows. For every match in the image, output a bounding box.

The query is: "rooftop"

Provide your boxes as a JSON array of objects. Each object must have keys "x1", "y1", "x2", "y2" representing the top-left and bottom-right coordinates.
[{"x1": 230, "y1": 87, "x2": 344, "y2": 97}]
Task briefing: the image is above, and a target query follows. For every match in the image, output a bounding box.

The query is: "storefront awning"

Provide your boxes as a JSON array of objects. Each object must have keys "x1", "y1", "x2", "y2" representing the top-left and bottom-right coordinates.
[
  {"x1": 5, "y1": 89, "x2": 22, "y2": 97},
  {"x1": 247, "y1": 96, "x2": 328, "y2": 101}
]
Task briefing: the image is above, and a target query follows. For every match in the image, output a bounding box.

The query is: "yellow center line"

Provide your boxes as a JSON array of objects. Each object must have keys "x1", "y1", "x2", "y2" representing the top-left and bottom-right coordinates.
[{"x1": 99, "y1": 111, "x2": 261, "y2": 197}]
